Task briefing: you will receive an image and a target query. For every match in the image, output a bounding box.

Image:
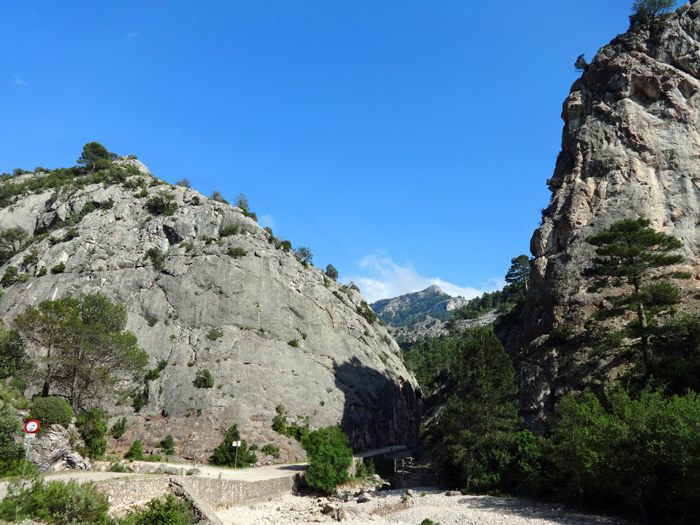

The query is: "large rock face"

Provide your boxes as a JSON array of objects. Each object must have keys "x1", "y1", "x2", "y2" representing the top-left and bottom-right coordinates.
[
  {"x1": 0, "y1": 163, "x2": 420, "y2": 458},
  {"x1": 517, "y1": 2, "x2": 700, "y2": 427}
]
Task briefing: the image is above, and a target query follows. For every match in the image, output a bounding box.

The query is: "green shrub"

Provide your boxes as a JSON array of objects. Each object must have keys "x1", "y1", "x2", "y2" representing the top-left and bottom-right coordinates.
[
  {"x1": 1, "y1": 266, "x2": 19, "y2": 287},
  {"x1": 146, "y1": 191, "x2": 178, "y2": 216},
  {"x1": 30, "y1": 396, "x2": 73, "y2": 430},
  {"x1": 547, "y1": 387, "x2": 700, "y2": 522},
  {"x1": 160, "y1": 435, "x2": 175, "y2": 455},
  {"x1": 125, "y1": 440, "x2": 144, "y2": 460},
  {"x1": 110, "y1": 417, "x2": 128, "y2": 439},
  {"x1": 191, "y1": 196, "x2": 200, "y2": 205},
  {"x1": 51, "y1": 262, "x2": 65, "y2": 274},
  {"x1": 220, "y1": 224, "x2": 238, "y2": 236},
  {"x1": 75, "y1": 407, "x2": 108, "y2": 459},
  {"x1": 261, "y1": 444, "x2": 280, "y2": 458},
  {"x1": 131, "y1": 386, "x2": 149, "y2": 412},
  {"x1": 227, "y1": 246, "x2": 247, "y2": 258},
  {"x1": 144, "y1": 368, "x2": 160, "y2": 381},
  {"x1": 107, "y1": 462, "x2": 131, "y2": 473},
  {"x1": 209, "y1": 424, "x2": 258, "y2": 467},
  {"x1": 194, "y1": 368, "x2": 213, "y2": 388},
  {"x1": 145, "y1": 247, "x2": 166, "y2": 271},
  {"x1": 62, "y1": 227, "x2": 79, "y2": 242},
  {"x1": 144, "y1": 453, "x2": 162, "y2": 462},
  {"x1": 207, "y1": 328, "x2": 224, "y2": 341},
  {"x1": 279, "y1": 240, "x2": 292, "y2": 252},
  {"x1": 0, "y1": 478, "x2": 110, "y2": 524},
  {"x1": 0, "y1": 402, "x2": 24, "y2": 476},
  {"x1": 120, "y1": 493, "x2": 197, "y2": 524},
  {"x1": 302, "y1": 426, "x2": 353, "y2": 493},
  {"x1": 288, "y1": 339, "x2": 299, "y2": 348}
]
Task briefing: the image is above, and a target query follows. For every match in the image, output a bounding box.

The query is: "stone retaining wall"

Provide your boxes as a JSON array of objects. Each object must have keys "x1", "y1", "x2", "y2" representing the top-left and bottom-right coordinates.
[
  {"x1": 97, "y1": 477, "x2": 171, "y2": 513},
  {"x1": 187, "y1": 473, "x2": 303, "y2": 508},
  {"x1": 96, "y1": 473, "x2": 303, "y2": 515}
]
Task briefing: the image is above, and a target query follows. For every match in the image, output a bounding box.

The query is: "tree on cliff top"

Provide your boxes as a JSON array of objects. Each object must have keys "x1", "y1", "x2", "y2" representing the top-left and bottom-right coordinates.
[
  {"x1": 77, "y1": 142, "x2": 115, "y2": 171},
  {"x1": 630, "y1": 0, "x2": 677, "y2": 30}
]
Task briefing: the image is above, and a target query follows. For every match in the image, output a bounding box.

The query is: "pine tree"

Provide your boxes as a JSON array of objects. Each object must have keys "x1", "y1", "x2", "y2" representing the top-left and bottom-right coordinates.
[{"x1": 585, "y1": 218, "x2": 683, "y2": 372}]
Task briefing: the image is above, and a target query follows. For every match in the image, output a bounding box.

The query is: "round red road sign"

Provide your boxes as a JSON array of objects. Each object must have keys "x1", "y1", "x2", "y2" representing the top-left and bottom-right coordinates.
[{"x1": 25, "y1": 420, "x2": 40, "y2": 433}]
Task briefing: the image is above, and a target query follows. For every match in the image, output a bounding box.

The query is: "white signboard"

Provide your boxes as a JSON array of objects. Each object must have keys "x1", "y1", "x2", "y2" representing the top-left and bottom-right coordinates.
[{"x1": 231, "y1": 440, "x2": 241, "y2": 447}]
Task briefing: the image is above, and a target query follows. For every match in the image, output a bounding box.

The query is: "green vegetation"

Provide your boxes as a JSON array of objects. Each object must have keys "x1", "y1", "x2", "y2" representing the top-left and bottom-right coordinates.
[
  {"x1": 584, "y1": 218, "x2": 684, "y2": 372},
  {"x1": 125, "y1": 440, "x2": 144, "y2": 460},
  {"x1": 0, "y1": 328, "x2": 26, "y2": 380},
  {"x1": 29, "y1": 396, "x2": 74, "y2": 430},
  {"x1": 120, "y1": 493, "x2": 197, "y2": 524},
  {"x1": 146, "y1": 191, "x2": 178, "y2": 216},
  {"x1": 207, "y1": 328, "x2": 224, "y2": 341},
  {"x1": 77, "y1": 141, "x2": 114, "y2": 171},
  {"x1": 272, "y1": 405, "x2": 309, "y2": 441},
  {"x1": 325, "y1": 264, "x2": 338, "y2": 280},
  {"x1": 226, "y1": 246, "x2": 247, "y2": 258},
  {"x1": 295, "y1": 246, "x2": 313, "y2": 265},
  {"x1": 75, "y1": 406, "x2": 108, "y2": 459},
  {"x1": 175, "y1": 177, "x2": 191, "y2": 188},
  {"x1": 548, "y1": 386, "x2": 700, "y2": 523},
  {"x1": 0, "y1": 478, "x2": 111, "y2": 524},
  {"x1": 261, "y1": 444, "x2": 280, "y2": 457},
  {"x1": 287, "y1": 339, "x2": 299, "y2": 348},
  {"x1": 220, "y1": 224, "x2": 238, "y2": 236},
  {"x1": 194, "y1": 368, "x2": 213, "y2": 388},
  {"x1": 436, "y1": 327, "x2": 523, "y2": 492},
  {"x1": 0, "y1": 227, "x2": 28, "y2": 266},
  {"x1": 0, "y1": 403, "x2": 24, "y2": 476},
  {"x1": 110, "y1": 417, "x2": 128, "y2": 439},
  {"x1": 209, "y1": 190, "x2": 229, "y2": 204},
  {"x1": 145, "y1": 246, "x2": 166, "y2": 270},
  {"x1": 159, "y1": 435, "x2": 176, "y2": 455},
  {"x1": 402, "y1": 336, "x2": 459, "y2": 392},
  {"x1": 14, "y1": 293, "x2": 148, "y2": 408},
  {"x1": 630, "y1": 0, "x2": 677, "y2": 29},
  {"x1": 301, "y1": 426, "x2": 353, "y2": 493},
  {"x1": 209, "y1": 424, "x2": 258, "y2": 467}
]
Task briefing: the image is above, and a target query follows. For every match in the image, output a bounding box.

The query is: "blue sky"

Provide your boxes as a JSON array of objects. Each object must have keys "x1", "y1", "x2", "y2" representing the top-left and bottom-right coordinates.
[{"x1": 1, "y1": 1, "x2": 642, "y2": 302}]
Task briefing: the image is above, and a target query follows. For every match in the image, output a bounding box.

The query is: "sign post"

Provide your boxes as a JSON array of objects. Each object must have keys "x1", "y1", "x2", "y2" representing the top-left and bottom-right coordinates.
[
  {"x1": 22, "y1": 420, "x2": 40, "y2": 477},
  {"x1": 232, "y1": 440, "x2": 241, "y2": 468}
]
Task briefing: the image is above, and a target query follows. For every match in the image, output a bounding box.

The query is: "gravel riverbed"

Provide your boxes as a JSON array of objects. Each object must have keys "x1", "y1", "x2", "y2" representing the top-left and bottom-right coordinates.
[{"x1": 215, "y1": 487, "x2": 633, "y2": 525}]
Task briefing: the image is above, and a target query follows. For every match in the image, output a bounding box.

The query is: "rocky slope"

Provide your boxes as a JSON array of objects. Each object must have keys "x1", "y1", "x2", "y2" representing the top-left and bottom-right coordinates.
[
  {"x1": 517, "y1": 1, "x2": 700, "y2": 427},
  {"x1": 0, "y1": 159, "x2": 421, "y2": 459}
]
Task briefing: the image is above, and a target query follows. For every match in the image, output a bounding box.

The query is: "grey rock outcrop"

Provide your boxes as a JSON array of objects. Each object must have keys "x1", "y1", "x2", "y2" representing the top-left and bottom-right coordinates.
[
  {"x1": 0, "y1": 163, "x2": 421, "y2": 458},
  {"x1": 518, "y1": 1, "x2": 700, "y2": 426},
  {"x1": 392, "y1": 311, "x2": 500, "y2": 345},
  {"x1": 27, "y1": 424, "x2": 91, "y2": 472}
]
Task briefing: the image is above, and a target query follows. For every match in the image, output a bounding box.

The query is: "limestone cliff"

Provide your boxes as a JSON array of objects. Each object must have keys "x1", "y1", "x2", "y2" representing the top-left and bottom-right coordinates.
[
  {"x1": 517, "y1": 1, "x2": 700, "y2": 428},
  {"x1": 0, "y1": 160, "x2": 420, "y2": 459}
]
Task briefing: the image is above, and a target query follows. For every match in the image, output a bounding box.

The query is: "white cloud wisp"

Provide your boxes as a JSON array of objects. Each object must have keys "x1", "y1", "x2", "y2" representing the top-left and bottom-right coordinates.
[{"x1": 343, "y1": 252, "x2": 504, "y2": 303}]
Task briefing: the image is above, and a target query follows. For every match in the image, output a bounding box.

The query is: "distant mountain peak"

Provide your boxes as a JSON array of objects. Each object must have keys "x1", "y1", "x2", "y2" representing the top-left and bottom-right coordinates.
[{"x1": 371, "y1": 285, "x2": 468, "y2": 327}]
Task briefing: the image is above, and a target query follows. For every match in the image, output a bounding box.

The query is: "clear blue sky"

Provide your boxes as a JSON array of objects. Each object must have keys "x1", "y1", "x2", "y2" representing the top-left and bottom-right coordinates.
[{"x1": 1, "y1": 1, "x2": 642, "y2": 301}]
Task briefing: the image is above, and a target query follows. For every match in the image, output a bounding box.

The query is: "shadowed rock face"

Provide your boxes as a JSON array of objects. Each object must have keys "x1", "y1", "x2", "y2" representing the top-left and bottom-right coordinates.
[
  {"x1": 515, "y1": 2, "x2": 700, "y2": 429},
  {"x1": 0, "y1": 163, "x2": 420, "y2": 457}
]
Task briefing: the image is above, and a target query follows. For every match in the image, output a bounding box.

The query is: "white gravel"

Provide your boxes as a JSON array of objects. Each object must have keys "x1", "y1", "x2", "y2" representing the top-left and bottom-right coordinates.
[{"x1": 215, "y1": 487, "x2": 633, "y2": 525}]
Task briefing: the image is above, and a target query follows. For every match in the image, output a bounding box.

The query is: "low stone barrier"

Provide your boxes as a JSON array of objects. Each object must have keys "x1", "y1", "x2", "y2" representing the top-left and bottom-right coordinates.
[
  {"x1": 187, "y1": 473, "x2": 303, "y2": 508},
  {"x1": 97, "y1": 476, "x2": 171, "y2": 513}
]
